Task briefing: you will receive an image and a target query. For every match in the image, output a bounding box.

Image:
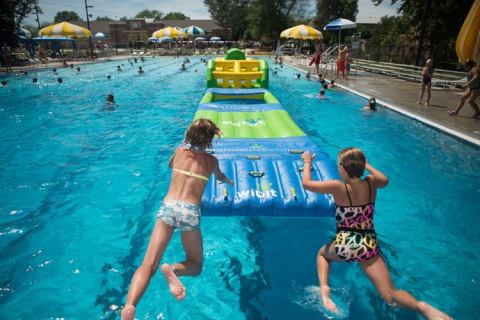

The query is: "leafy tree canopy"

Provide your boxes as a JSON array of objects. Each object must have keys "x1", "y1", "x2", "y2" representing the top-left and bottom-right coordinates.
[
  {"x1": 163, "y1": 11, "x2": 190, "y2": 20},
  {"x1": 1, "y1": 0, "x2": 42, "y2": 47},
  {"x1": 134, "y1": 9, "x2": 163, "y2": 20},
  {"x1": 204, "y1": 0, "x2": 250, "y2": 39},
  {"x1": 54, "y1": 10, "x2": 82, "y2": 22},
  {"x1": 95, "y1": 16, "x2": 113, "y2": 21}
]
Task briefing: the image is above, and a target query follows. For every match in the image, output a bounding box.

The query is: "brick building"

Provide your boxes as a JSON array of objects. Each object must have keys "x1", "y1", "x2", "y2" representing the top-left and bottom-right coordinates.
[{"x1": 73, "y1": 19, "x2": 231, "y2": 48}]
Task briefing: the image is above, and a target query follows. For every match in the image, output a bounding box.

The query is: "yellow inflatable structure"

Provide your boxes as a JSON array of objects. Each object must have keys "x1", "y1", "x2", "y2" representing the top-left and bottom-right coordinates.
[
  {"x1": 456, "y1": 0, "x2": 480, "y2": 64},
  {"x1": 206, "y1": 50, "x2": 269, "y2": 89}
]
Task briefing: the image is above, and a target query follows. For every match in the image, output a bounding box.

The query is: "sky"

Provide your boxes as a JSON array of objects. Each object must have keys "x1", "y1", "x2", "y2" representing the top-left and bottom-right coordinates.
[{"x1": 25, "y1": 0, "x2": 401, "y2": 26}]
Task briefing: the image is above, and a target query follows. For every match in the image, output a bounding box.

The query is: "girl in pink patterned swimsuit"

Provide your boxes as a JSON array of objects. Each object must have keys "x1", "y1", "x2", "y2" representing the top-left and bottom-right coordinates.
[{"x1": 301, "y1": 147, "x2": 451, "y2": 320}]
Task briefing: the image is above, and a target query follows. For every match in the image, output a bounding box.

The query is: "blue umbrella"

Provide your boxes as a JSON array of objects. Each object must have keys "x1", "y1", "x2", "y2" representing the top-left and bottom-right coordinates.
[{"x1": 324, "y1": 18, "x2": 356, "y2": 46}]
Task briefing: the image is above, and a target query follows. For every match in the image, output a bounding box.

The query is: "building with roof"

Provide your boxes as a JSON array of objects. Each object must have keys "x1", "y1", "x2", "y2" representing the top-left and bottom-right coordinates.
[{"x1": 73, "y1": 19, "x2": 231, "y2": 48}]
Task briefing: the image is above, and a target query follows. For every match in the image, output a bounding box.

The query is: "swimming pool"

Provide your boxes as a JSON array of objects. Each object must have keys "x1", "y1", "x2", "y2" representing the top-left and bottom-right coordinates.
[{"x1": 0, "y1": 57, "x2": 479, "y2": 319}]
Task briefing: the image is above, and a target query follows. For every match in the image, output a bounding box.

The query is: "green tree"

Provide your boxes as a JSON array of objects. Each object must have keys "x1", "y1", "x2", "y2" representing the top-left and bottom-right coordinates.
[
  {"x1": 95, "y1": 16, "x2": 113, "y2": 21},
  {"x1": 134, "y1": 9, "x2": 163, "y2": 20},
  {"x1": 119, "y1": 16, "x2": 128, "y2": 21},
  {"x1": 314, "y1": 0, "x2": 358, "y2": 44},
  {"x1": 247, "y1": 0, "x2": 310, "y2": 40},
  {"x1": 1, "y1": 0, "x2": 41, "y2": 47},
  {"x1": 54, "y1": 10, "x2": 82, "y2": 22},
  {"x1": 163, "y1": 11, "x2": 190, "y2": 20},
  {"x1": 204, "y1": 0, "x2": 250, "y2": 40},
  {"x1": 371, "y1": 0, "x2": 474, "y2": 66}
]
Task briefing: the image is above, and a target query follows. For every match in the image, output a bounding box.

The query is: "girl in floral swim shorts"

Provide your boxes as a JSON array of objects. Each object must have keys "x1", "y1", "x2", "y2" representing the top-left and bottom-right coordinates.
[{"x1": 122, "y1": 119, "x2": 233, "y2": 320}]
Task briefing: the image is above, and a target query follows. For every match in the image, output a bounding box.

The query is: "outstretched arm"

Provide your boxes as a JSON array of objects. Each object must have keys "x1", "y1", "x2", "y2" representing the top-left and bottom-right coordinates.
[
  {"x1": 365, "y1": 162, "x2": 389, "y2": 188},
  {"x1": 301, "y1": 151, "x2": 342, "y2": 195}
]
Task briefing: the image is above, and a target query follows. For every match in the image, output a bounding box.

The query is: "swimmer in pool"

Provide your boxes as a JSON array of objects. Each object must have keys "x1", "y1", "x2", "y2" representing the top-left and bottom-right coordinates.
[
  {"x1": 32, "y1": 77, "x2": 38, "y2": 84},
  {"x1": 1, "y1": 80, "x2": 7, "y2": 86},
  {"x1": 121, "y1": 119, "x2": 233, "y2": 320},
  {"x1": 107, "y1": 75, "x2": 111, "y2": 80},
  {"x1": 318, "y1": 89, "x2": 326, "y2": 99},
  {"x1": 57, "y1": 77, "x2": 63, "y2": 84},
  {"x1": 138, "y1": 66, "x2": 144, "y2": 74},
  {"x1": 117, "y1": 65, "x2": 122, "y2": 72},
  {"x1": 362, "y1": 97, "x2": 377, "y2": 112},
  {"x1": 76, "y1": 67, "x2": 81, "y2": 72},
  {"x1": 301, "y1": 148, "x2": 452, "y2": 320},
  {"x1": 328, "y1": 80, "x2": 336, "y2": 88}
]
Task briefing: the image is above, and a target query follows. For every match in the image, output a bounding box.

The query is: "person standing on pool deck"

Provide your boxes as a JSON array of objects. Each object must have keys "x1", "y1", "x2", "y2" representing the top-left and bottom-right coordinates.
[
  {"x1": 448, "y1": 59, "x2": 480, "y2": 118},
  {"x1": 300, "y1": 148, "x2": 452, "y2": 320},
  {"x1": 121, "y1": 119, "x2": 233, "y2": 320},
  {"x1": 417, "y1": 59, "x2": 434, "y2": 106},
  {"x1": 309, "y1": 47, "x2": 322, "y2": 75},
  {"x1": 336, "y1": 46, "x2": 347, "y2": 80}
]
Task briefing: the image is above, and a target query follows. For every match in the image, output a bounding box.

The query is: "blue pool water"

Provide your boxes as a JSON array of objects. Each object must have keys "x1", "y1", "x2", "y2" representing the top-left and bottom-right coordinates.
[{"x1": 0, "y1": 57, "x2": 479, "y2": 319}]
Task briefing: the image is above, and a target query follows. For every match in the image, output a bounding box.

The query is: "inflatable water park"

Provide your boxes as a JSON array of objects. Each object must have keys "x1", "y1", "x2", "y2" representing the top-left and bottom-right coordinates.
[{"x1": 186, "y1": 49, "x2": 339, "y2": 217}]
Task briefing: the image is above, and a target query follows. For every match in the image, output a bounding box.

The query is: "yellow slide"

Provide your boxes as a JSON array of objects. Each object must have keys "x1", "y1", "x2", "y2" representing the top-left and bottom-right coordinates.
[{"x1": 456, "y1": 0, "x2": 480, "y2": 64}]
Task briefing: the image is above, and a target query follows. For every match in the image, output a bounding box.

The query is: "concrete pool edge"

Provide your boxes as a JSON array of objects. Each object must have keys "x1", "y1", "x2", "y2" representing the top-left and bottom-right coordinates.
[{"x1": 286, "y1": 63, "x2": 480, "y2": 148}]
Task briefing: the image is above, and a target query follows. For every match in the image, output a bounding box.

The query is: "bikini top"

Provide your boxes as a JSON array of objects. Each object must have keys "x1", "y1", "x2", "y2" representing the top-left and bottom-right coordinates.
[
  {"x1": 335, "y1": 178, "x2": 375, "y2": 233},
  {"x1": 172, "y1": 168, "x2": 209, "y2": 182}
]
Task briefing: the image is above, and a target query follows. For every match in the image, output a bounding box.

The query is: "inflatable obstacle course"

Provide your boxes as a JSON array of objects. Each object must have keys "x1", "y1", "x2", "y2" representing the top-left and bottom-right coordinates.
[
  {"x1": 195, "y1": 56, "x2": 340, "y2": 216},
  {"x1": 206, "y1": 49, "x2": 269, "y2": 89}
]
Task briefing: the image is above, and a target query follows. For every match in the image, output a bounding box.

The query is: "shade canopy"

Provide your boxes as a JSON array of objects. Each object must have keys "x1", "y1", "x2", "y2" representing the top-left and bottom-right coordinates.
[
  {"x1": 39, "y1": 21, "x2": 91, "y2": 38},
  {"x1": 94, "y1": 32, "x2": 106, "y2": 38},
  {"x1": 195, "y1": 37, "x2": 206, "y2": 41},
  {"x1": 323, "y1": 18, "x2": 357, "y2": 30},
  {"x1": 280, "y1": 24, "x2": 323, "y2": 40},
  {"x1": 183, "y1": 26, "x2": 205, "y2": 36},
  {"x1": 152, "y1": 27, "x2": 186, "y2": 39},
  {"x1": 33, "y1": 36, "x2": 76, "y2": 42},
  {"x1": 210, "y1": 36, "x2": 222, "y2": 41}
]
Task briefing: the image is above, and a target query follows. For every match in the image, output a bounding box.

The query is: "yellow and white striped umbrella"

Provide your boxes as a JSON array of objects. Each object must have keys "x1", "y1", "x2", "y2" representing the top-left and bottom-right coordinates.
[
  {"x1": 152, "y1": 27, "x2": 186, "y2": 39},
  {"x1": 280, "y1": 24, "x2": 323, "y2": 40},
  {"x1": 39, "y1": 21, "x2": 91, "y2": 38}
]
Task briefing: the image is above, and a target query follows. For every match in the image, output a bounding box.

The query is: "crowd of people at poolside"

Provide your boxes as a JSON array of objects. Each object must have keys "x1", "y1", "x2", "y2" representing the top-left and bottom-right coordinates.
[{"x1": 283, "y1": 44, "x2": 480, "y2": 119}]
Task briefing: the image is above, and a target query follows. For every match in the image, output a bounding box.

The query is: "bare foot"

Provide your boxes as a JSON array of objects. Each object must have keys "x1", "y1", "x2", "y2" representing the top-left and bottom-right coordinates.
[
  {"x1": 161, "y1": 263, "x2": 186, "y2": 300},
  {"x1": 121, "y1": 304, "x2": 135, "y2": 320},
  {"x1": 424, "y1": 102, "x2": 430, "y2": 106},
  {"x1": 447, "y1": 110, "x2": 458, "y2": 116},
  {"x1": 417, "y1": 100, "x2": 422, "y2": 105},
  {"x1": 319, "y1": 285, "x2": 338, "y2": 313},
  {"x1": 417, "y1": 301, "x2": 452, "y2": 320}
]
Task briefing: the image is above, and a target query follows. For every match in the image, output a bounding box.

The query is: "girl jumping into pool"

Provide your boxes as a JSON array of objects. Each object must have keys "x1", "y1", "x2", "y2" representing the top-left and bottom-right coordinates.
[
  {"x1": 121, "y1": 119, "x2": 233, "y2": 320},
  {"x1": 300, "y1": 148, "x2": 451, "y2": 320}
]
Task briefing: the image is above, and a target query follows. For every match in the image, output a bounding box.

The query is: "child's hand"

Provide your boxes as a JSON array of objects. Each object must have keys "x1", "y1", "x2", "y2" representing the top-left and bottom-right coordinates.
[{"x1": 301, "y1": 151, "x2": 314, "y2": 162}]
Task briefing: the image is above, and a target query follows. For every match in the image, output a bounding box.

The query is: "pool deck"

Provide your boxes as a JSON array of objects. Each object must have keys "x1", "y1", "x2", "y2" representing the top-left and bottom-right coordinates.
[{"x1": 284, "y1": 56, "x2": 480, "y2": 146}]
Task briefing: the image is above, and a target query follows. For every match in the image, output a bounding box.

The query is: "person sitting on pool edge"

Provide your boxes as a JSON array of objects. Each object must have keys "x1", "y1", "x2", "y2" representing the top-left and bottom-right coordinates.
[
  {"x1": 121, "y1": 119, "x2": 233, "y2": 320},
  {"x1": 328, "y1": 80, "x2": 336, "y2": 88},
  {"x1": 300, "y1": 148, "x2": 452, "y2": 320}
]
